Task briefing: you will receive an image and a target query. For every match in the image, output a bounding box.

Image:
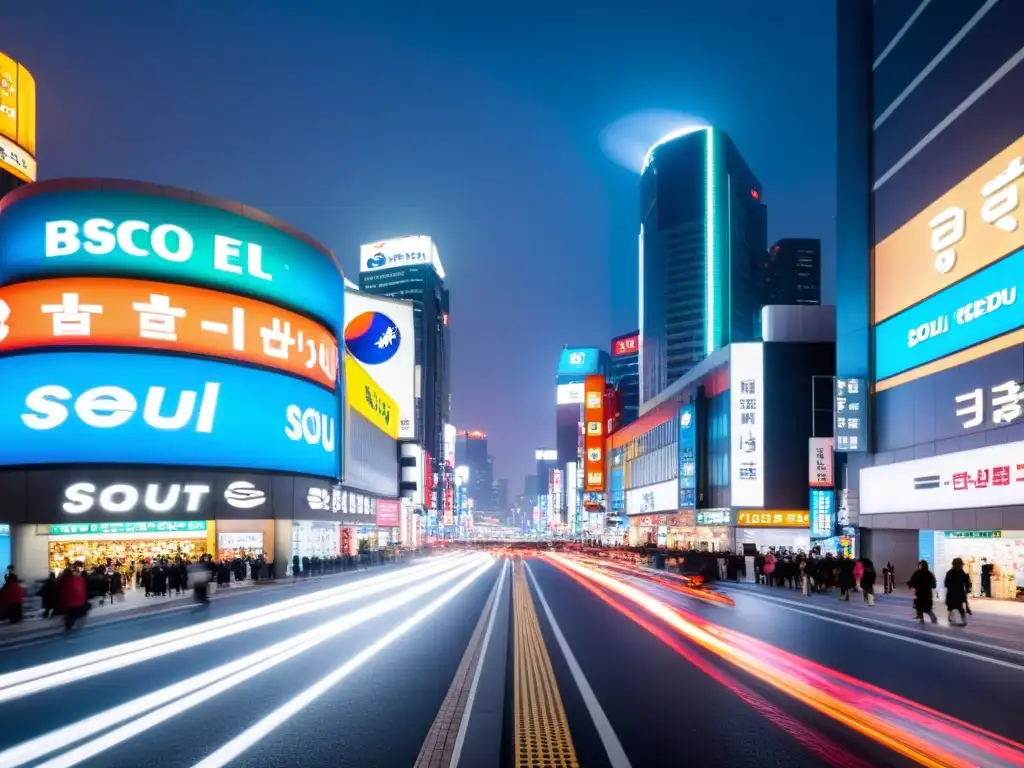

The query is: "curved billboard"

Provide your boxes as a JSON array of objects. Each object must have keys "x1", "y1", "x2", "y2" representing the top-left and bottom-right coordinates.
[
  {"x1": 0, "y1": 181, "x2": 345, "y2": 334},
  {"x1": 0, "y1": 52, "x2": 36, "y2": 182}
]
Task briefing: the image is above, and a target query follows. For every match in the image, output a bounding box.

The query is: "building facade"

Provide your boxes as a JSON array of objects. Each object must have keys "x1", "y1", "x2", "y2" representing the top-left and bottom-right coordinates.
[
  {"x1": 610, "y1": 330, "x2": 640, "y2": 426},
  {"x1": 639, "y1": 127, "x2": 768, "y2": 403},
  {"x1": 765, "y1": 238, "x2": 821, "y2": 306},
  {"x1": 836, "y1": 0, "x2": 1024, "y2": 590},
  {"x1": 455, "y1": 430, "x2": 494, "y2": 511}
]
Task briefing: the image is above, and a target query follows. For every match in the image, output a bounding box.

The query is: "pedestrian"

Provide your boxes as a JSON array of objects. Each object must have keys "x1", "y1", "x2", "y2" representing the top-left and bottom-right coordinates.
[
  {"x1": 0, "y1": 575, "x2": 25, "y2": 623},
  {"x1": 39, "y1": 573, "x2": 58, "y2": 618},
  {"x1": 980, "y1": 558, "x2": 994, "y2": 597},
  {"x1": 944, "y1": 557, "x2": 972, "y2": 626},
  {"x1": 908, "y1": 560, "x2": 938, "y2": 624},
  {"x1": 60, "y1": 565, "x2": 89, "y2": 632},
  {"x1": 860, "y1": 557, "x2": 876, "y2": 606}
]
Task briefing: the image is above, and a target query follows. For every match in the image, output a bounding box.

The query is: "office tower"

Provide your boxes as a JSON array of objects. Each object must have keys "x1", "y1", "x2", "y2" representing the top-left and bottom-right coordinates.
[
  {"x1": 639, "y1": 126, "x2": 767, "y2": 403},
  {"x1": 358, "y1": 236, "x2": 450, "y2": 511},
  {"x1": 765, "y1": 238, "x2": 821, "y2": 305},
  {"x1": 456, "y1": 430, "x2": 493, "y2": 511}
]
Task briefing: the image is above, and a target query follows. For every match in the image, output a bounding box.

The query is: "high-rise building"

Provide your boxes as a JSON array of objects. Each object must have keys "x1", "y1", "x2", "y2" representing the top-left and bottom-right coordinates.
[
  {"x1": 359, "y1": 236, "x2": 450, "y2": 511},
  {"x1": 493, "y1": 478, "x2": 509, "y2": 515},
  {"x1": 765, "y1": 238, "x2": 821, "y2": 306},
  {"x1": 639, "y1": 126, "x2": 767, "y2": 403},
  {"x1": 0, "y1": 53, "x2": 37, "y2": 199},
  {"x1": 610, "y1": 330, "x2": 640, "y2": 426},
  {"x1": 455, "y1": 430, "x2": 493, "y2": 511}
]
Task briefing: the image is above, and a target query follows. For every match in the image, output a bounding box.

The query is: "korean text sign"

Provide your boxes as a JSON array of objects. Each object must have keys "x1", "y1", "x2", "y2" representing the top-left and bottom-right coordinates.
[
  {"x1": 834, "y1": 377, "x2": 866, "y2": 452},
  {"x1": 584, "y1": 374, "x2": 606, "y2": 491},
  {"x1": 730, "y1": 343, "x2": 764, "y2": 507},
  {"x1": 344, "y1": 354, "x2": 398, "y2": 438},
  {"x1": 0, "y1": 52, "x2": 36, "y2": 182},
  {"x1": 0, "y1": 351, "x2": 340, "y2": 478},
  {"x1": 612, "y1": 333, "x2": 639, "y2": 357},
  {"x1": 809, "y1": 437, "x2": 833, "y2": 487},
  {"x1": 0, "y1": 185, "x2": 346, "y2": 333},
  {"x1": 873, "y1": 133, "x2": 1024, "y2": 325},
  {"x1": 809, "y1": 489, "x2": 835, "y2": 539},
  {"x1": 678, "y1": 404, "x2": 697, "y2": 508},
  {"x1": 0, "y1": 277, "x2": 339, "y2": 389},
  {"x1": 860, "y1": 439, "x2": 1024, "y2": 515},
  {"x1": 954, "y1": 378, "x2": 1024, "y2": 431},
  {"x1": 874, "y1": 246, "x2": 1023, "y2": 382},
  {"x1": 736, "y1": 510, "x2": 809, "y2": 528}
]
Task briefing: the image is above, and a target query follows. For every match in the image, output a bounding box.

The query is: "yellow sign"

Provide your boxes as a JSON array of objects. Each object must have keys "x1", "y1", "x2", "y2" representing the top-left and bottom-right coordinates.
[
  {"x1": 0, "y1": 52, "x2": 36, "y2": 181},
  {"x1": 874, "y1": 133, "x2": 1024, "y2": 325},
  {"x1": 736, "y1": 510, "x2": 809, "y2": 528},
  {"x1": 345, "y1": 354, "x2": 398, "y2": 438}
]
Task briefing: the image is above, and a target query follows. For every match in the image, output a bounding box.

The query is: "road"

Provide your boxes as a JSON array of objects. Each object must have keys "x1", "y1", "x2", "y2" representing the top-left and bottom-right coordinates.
[{"x1": 1, "y1": 550, "x2": 1023, "y2": 767}]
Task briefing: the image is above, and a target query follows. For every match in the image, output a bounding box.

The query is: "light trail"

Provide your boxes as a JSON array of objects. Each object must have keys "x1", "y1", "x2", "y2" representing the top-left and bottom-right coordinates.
[
  {"x1": 569, "y1": 553, "x2": 735, "y2": 606},
  {"x1": 191, "y1": 556, "x2": 498, "y2": 768},
  {"x1": 1, "y1": 555, "x2": 490, "y2": 768},
  {"x1": 547, "y1": 553, "x2": 1024, "y2": 768},
  {"x1": 0, "y1": 553, "x2": 464, "y2": 702}
]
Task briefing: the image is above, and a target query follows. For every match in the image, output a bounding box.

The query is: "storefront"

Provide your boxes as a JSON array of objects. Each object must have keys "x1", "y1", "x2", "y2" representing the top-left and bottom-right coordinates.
[
  {"x1": 920, "y1": 530, "x2": 1021, "y2": 599},
  {"x1": 48, "y1": 520, "x2": 213, "y2": 572},
  {"x1": 1, "y1": 523, "x2": 13, "y2": 575},
  {"x1": 733, "y1": 510, "x2": 811, "y2": 554}
]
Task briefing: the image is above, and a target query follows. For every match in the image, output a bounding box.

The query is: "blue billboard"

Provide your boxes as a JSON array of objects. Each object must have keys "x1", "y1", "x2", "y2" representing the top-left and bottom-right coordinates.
[
  {"x1": 809, "y1": 489, "x2": 835, "y2": 540},
  {"x1": 874, "y1": 247, "x2": 1022, "y2": 382},
  {"x1": 556, "y1": 347, "x2": 606, "y2": 379},
  {"x1": 0, "y1": 183, "x2": 346, "y2": 334},
  {"x1": 0, "y1": 351, "x2": 340, "y2": 478},
  {"x1": 678, "y1": 404, "x2": 696, "y2": 508}
]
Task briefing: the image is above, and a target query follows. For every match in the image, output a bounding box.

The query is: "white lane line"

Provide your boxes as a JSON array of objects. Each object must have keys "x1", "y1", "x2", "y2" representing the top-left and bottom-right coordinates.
[
  {"x1": 190, "y1": 558, "x2": 497, "y2": 768},
  {"x1": 714, "y1": 590, "x2": 1024, "y2": 673},
  {"x1": 451, "y1": 559, "x2": 508, "y2": 768},
  {"x1": 720, "y1": 587, "x2": 1024, "y2": 658},
  {"x1": 525, "y1": 561, "x2": 631, "y2": 768}
]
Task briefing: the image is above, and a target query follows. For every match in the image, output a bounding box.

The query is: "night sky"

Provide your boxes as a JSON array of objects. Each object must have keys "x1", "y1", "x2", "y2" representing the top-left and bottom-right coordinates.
[{"x1": 8, "y1": 0, "x2": 836, "y2": 495}]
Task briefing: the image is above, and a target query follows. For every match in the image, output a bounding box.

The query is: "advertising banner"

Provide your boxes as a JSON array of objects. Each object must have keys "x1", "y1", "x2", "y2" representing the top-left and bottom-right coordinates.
[
  {"x1": 678, "y1": 404, "x2": 697, "y2": 508},
  {"x1": 0, "y1": 351, "x2": 340, "y2": 477},
  {"x1": 344, "y1": 289, "x2": 415, "y2": 440},
  {"x1": 860, "y1": 439, "x2": 1024, "y2": 515},
  {"x1": 696, "y1": 509, "x2": 733, "y2": 526},
  {"x1": 558, "y1": 348, "x2": 601, "y2": 378},
  {"x1": 549, "y1": 468, "x2": 562, "y2": 527},
  {"x1": 625, "y1": 480, "x2": 677, "y2": 515},
  {"x1": 735, "y1": 510, "x2": 809, "y2": 528},
  {"x1": 0, "y1": 277, "x2": 339, "y2": 389},
  {"x1": 809, "y1": 489, "x2": 835, "y2": 539},
  {"x1": 809, "y1": 438, "x2": 834, "y2": 487},
  {"x1": 611, "y1": 332, "x2": 639, "y2": 357},
  {"x1": 556, "y1": 382, "x2": 584, "y2": 405},
  {"x1": 566, "y1": 461, "x2": 578, "y2": 532},
  {"x1": 359, "y1": 235, "x2": 445, "y2": 279},
  {"x1": 375, "y1": 498, "x2": 400, "y2": 527},
  {"x1": 0, "y1": 183, "x2": 345, "y2": 332},
  {"x1": 0, "y1": 52, "x2": 36, "y2": 181},
  {"x1": 583, "y1": 374, "x2": 606, "y2": 491},
  {"x1": 730, "y1": 343, "x2": 764, "y2": 507},
  {"x1": 835, "y1": 377, "x2": 867, "y2": 452},
  {"x1": 344, "y1": 354, "x2": 398, "y2": 438}
]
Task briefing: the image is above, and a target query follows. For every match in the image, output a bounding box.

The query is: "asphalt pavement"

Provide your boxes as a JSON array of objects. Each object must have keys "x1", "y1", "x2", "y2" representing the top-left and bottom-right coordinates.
[{"x1": 2, "y1": 551, "x2": 1023, "y2": 767}]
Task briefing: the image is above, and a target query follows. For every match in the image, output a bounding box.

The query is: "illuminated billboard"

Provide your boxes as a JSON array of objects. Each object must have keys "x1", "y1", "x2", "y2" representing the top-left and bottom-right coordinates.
[
  {"x1": 444, "y1": 424, "x2": 457, "y2": 467},
  {"x1": 557, "y1": 347, "x2": 602, "y2": 378},
  {"x1": 0, "y1": 181, "x2": 346, "y2": 333},
  {"x1": 583, "y1": 374, "x2": 606, "y2": 491},
  {"x1": 611, "y1": 332, "x2": 639, "y2": 358},
  {"x1": 534, "y1": 449, "x2": 557, "y2": 461},
  {"x1": 0, "y1": 53, "x2": 36, "y2": 182},
  {"x1": 0, "y1": 277, "x2": 339, "y2": 389},
  {"x1": 873, "y1": 135, "x2": 1024, "y2": 389},
  {"x1": 0, "y1": 351, "x2": 339, "y2": 477},
  {"x1": 730, "y1": 343, "x2": 764, "y2": 507},
  {"x1": 359, "y1": 235, "x2": 445, "y2": 279},
  {"x1": 556, "y1": 382, "x2": 584, "y2": 405},
  {"x1": 344, "y1": 354, "x2": 398, "y2": 438},
  {"x1": 344, "y1": 289, "x2": 415, "y2": 439}
]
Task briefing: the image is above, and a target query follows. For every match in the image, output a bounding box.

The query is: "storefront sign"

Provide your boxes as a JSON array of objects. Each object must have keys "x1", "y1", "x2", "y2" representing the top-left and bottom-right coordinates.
[
  {"x1": 678, "y1": 404, "x2": 697, "y2": 508},
  {"x1": 49, "y1": 520, "x2": 208, "y2": 536},
  {"x1": 735, "y1": 510, "x2": 809, "y2": 528},
  {"x1": 835, "y1": 377, "x2": 867, "y2": 452},
  {"x1": 875, "y1": 247, "x2": 1024, "y2": 382},
  {"x1": 860, "y1": 439, "x2": 1024, "y2": 515},
  {"x1": 584, "y1": 374, "x2": 606, "y2": 491},
  {"x1": 0, "y1": 351, "x2": 341, "y2": 478},
  {"x1": 223, "y1": 481, "x2": 267, "y2": 510},
  {"x1": 625, "y1": 480, "x2": 677, "y2": 515},
  {"x1": 809, "y1": 489, "x2": 834, "y2": 539},
  {"x1": 696, "y1": 509, "x2": 733, "y2": 526},
  {"x1": 296, "y1": 480, "x2": 378, "y2": 527},
  {"x1": 62, "y1": 481, "x2": 211, "y2": 515},
  {"x1": 0, "y1": 277, "x2": 339, "y2": 389},
  {"x1": 611, "y1": 333, "x2": 639, "y2": 357},
  {"x1": 345, "y1": 354, "x2": 398, "y2": 438},
  {"x1": 809, "y1": 438, "x2": 833, "y2": 487},
  {"x1": 874, "y1": 134, "x2": 1024, "y2": 325},
  {"x1": 946, "y1": 530, "x2": 1002, "y2": 539},
  {"x1": 0, "y1": 183, "x2": 345, "y2": 333},
  {"x1": 955, "y1": 379, "x2": 1024, "y2": 429},
  {"x1": 376, "y1": 498, "x2": 400, "y2": 527},
  {"x1": 730, "y1": 343, "x2": 764, "y2": 506}
]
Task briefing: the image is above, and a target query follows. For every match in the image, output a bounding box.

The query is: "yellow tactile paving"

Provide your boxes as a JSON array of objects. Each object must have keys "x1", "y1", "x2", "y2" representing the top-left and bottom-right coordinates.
[{"x1": 513, "y1": 560, "x2": 579, "y2": 768}]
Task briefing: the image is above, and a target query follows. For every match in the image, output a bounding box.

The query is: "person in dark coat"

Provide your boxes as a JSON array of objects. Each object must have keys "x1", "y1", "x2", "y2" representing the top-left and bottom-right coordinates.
[
  {"x1": 944, "y1": 557, "x2": 972, "y2": 626},
  {"x1": 908, "y1": 560, "x2": 938, "y2": 624},
  {"x1": 860, "y1": 557, "x2": 877, "y2": 606},
  {"x1": 837, "y1": 557, "x2": 856, "y2": 601},
  {"x1": 39, "y1": 573, "x2": 58, "y2": 618}
]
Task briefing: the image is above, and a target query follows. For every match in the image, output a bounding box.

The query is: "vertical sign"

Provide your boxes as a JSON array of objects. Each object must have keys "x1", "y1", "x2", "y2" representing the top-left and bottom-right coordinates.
[
  {"x1": 730, "y1": 343, "x2": 765, "y2": 507},
  {"x1": 566, "y1": 461, "x2": 578, "y2": 532},
  {"x1": 835, "y1": 377, "x2": 867, "y2": 452},
  {"x1": 809, "y1": 489, "x2": 835, "y2": 540},
  {"x1": 584, "y1": 374, "x2": 606, "y2": 491},
  {"x1": 809, "y1": 438, "x2": 834, "y2": 488},
  {"x1": 550, "y1": 468, "x2": 563, "y2": 528},
  {"x1": 678, "y1": 404, "x2": 697, "y2": 508}
]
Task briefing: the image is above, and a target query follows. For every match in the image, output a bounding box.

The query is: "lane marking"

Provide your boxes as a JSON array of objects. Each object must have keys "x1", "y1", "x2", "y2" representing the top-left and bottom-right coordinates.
[
  {"x1": 525, "y1": 561, "x2": 631, "y2": 768},
  {"x1": 719, "y1": 586, "x2": 1024, "y2": 659},
  {"x1": 451, "y1": 559, "x2": 508, "y2": 767}
]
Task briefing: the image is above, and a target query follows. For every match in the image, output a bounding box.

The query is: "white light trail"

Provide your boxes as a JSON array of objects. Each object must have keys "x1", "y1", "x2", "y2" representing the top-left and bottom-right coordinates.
[
  {"x1": 0, "y1": 554, "x2": 463, "y2": 703},
  {"x1": 191, "y1": 556, "x2": 496, "y2": 768},
  {"x1": 1, "y1": 555, "x2": 488, "y2": 768}
]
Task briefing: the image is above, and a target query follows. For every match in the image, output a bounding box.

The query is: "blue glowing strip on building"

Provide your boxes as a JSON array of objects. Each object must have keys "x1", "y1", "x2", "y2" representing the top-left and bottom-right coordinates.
[{"x1": 705, "y1": 127, "x2": 717, "y2": 355}]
